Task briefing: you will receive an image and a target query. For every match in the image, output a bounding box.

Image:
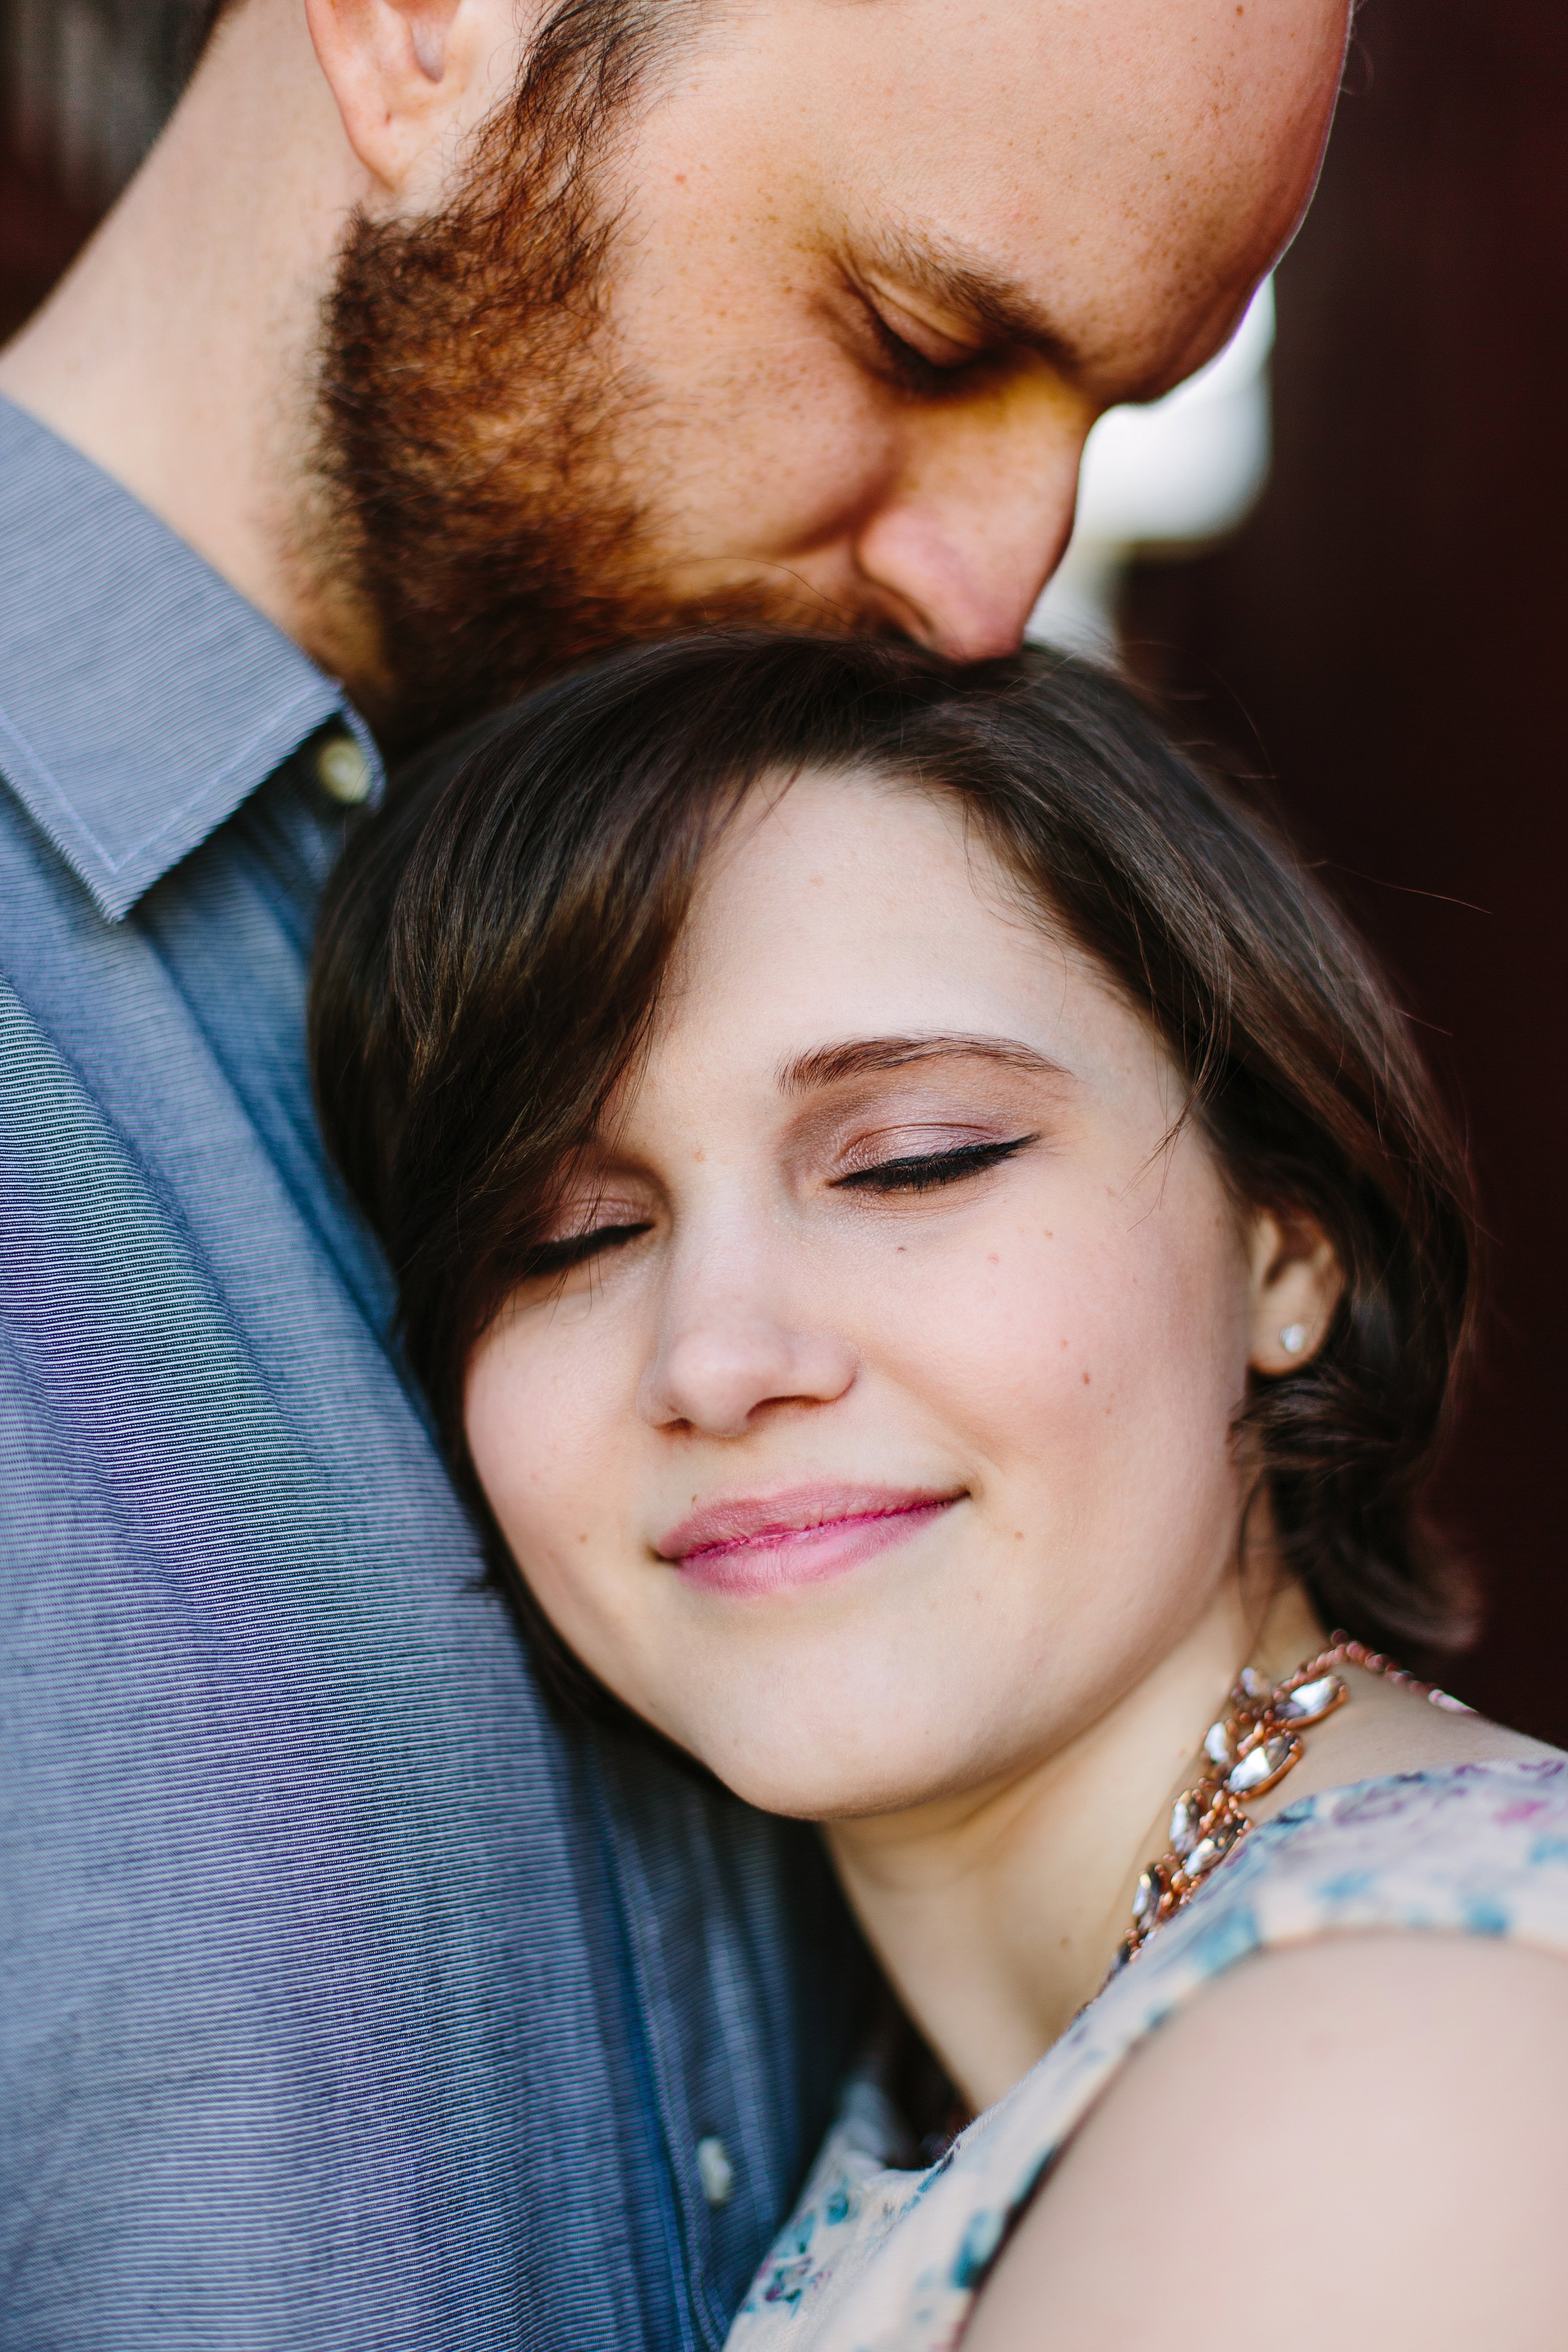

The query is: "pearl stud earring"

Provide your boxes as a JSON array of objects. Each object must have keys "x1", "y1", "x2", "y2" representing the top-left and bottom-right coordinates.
[{"x1": 1279, "y1": 1323, "x2": 1307, "y2": 1356}]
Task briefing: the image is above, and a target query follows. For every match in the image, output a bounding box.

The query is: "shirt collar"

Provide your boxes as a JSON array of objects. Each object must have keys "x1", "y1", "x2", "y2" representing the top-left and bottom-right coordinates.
[{"x1": 0, "y1": 395, "x2": 381, "y2": 922}]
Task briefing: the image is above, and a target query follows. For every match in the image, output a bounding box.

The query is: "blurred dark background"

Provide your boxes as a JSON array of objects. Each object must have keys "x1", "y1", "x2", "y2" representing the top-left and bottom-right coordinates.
[
  {"x1": 1120, "y1": 0, "x2": 1568, "y2": 1739},
  {"x1": 3, "y1": 1, "x2": 1564, "y2": 1734}
]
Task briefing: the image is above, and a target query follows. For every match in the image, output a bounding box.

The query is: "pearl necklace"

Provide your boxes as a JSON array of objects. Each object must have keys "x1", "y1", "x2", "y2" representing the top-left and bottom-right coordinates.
[{"x1": 1112, "y1": 1633, "x2": 1470, "y2": 1975}]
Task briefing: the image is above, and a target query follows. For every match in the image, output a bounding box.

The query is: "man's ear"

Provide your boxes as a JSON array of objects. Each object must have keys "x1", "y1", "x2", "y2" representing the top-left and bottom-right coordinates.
[
  {"x1": 1245, "y1": 1205, "x2": 1344, "y2": 1376},
  {"x1": 303, "y1": 0, "x2": 526, "y2": 198}
]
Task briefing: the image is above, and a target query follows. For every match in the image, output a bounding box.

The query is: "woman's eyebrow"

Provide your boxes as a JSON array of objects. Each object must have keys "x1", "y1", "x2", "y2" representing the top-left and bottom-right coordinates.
[{"x1": 776, "y1": 1035, "x2": 1067, "y2": 1094}]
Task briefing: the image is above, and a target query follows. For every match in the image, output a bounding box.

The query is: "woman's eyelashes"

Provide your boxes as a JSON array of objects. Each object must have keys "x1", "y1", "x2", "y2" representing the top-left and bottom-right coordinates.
[
  {"x1": 521, "y1": 1219, "x2": 652, "y2": 1278},
  {"x1": 518, "y1": 1127, "x2": 1040, "y2": 1275},
  {"x1": 832, "y1": 1132, "x2": 1040, "y2": 1196}
]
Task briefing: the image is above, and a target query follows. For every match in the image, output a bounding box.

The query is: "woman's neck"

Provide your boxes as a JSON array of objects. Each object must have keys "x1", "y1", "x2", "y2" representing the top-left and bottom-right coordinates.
[{"x1": 824, "y1": 1580, "x2": 1326, "y2": 2113}]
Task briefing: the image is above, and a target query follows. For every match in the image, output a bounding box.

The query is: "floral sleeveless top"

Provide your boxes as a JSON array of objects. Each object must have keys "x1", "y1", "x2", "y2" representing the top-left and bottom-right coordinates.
[{"x1": 728, "y1": 1759, "x2": 1568, "y2": 2352}]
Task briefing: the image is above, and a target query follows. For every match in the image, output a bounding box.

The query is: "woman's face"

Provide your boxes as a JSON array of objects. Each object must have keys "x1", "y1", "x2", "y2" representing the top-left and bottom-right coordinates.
[{"x1": 465, "y1": 773, "x2": 1316, "y2": 1818}]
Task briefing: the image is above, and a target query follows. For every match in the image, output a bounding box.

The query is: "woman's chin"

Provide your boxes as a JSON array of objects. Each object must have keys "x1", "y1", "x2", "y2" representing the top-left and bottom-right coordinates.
[
  {"x1": 683, "y1": 1724, "x2": 979, "y2": 1825},
  {"x1": 623, "y1": 1650, "x2": 1033, "y2": 1821}
]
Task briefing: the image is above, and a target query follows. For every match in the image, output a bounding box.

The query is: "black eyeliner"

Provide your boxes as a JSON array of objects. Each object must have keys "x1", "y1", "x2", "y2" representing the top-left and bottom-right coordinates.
[{"x1": 833, "y1": 1132, "x2": 1039, "y2": 1195}]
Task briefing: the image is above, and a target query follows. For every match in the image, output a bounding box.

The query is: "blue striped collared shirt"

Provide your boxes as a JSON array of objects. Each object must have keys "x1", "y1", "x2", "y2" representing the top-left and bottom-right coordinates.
[{"x1": 0, "y1": 395, "x2": 858, "y2": 2351}]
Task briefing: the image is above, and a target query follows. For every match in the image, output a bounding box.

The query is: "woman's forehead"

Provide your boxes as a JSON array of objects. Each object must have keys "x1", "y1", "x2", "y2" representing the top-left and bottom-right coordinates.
[
  {"x1": 618, "y1": 769, "x2": 1167, "y2": 1122},
  {"x1": 684, "y1": 768, "x2": 1030, "y2": 966}
]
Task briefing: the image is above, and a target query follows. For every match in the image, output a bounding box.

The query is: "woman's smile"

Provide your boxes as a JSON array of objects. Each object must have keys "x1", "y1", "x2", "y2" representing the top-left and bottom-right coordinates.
[
  {"x1": 315, "y1": 629, "x2": 1528, "y2": 2352},
  {"x1": 462, "y1": 764, "x2": 1278, "y2": 1823},
  {"x1": 658, "y1": 1483, "x2": 966, "y2": 1595}
]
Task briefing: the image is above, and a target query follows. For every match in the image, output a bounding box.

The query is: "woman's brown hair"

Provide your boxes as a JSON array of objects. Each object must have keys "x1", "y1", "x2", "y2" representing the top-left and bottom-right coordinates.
[{"x1": 310, "y1": 629, "x2": 1478, "y2": 1707}]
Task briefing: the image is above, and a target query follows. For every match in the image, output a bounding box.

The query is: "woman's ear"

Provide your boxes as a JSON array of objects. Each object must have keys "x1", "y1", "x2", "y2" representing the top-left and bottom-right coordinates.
[{"x1": 1245, "y1": 1206, "x2": 1343, "y2": 1375}]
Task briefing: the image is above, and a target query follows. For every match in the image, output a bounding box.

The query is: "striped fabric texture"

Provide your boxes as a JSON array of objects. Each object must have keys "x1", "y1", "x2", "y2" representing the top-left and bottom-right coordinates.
[{"x1": 0, "y1": 396, "x2": 860, "y2": 2352}]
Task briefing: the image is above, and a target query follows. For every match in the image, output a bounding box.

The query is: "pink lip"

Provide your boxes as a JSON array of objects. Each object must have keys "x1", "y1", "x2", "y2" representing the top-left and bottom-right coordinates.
[{"x1": 658, "y1": 1483, "x2": 962, "y2": 1596}]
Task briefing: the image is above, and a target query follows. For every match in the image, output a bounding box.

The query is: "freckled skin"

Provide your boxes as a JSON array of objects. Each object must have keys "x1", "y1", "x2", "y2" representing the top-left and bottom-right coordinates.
[
  {"x1": 602, "y1": 0, "x2": 1347, "y2": 654},
  {"x1": 0, "y1": 0, "x2": 1352, "y2": 690}
]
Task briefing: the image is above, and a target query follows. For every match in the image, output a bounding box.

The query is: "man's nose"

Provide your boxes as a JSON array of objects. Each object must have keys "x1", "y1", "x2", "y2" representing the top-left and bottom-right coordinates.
[
  {"x1": 854, "y1": 397, "x2": 1094, "y2": 660},
  {"x1": 637, "y1": 1245, "x2": 858, "y2": 1438}
]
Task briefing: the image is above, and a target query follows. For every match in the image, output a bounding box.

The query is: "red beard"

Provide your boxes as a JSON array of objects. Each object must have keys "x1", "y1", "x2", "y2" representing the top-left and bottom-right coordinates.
[{"x1": 312, "y1": 6, "x2": 825, "y2": 750}]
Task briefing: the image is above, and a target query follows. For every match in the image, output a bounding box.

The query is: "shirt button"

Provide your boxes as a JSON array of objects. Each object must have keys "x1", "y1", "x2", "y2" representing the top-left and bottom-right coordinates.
[
  {"x1": 314, "y1": 731, "x2": 373, "y2": 806},
  {"x1": 695, "y1": 2135, "x2": 735, "y2": 2209}
]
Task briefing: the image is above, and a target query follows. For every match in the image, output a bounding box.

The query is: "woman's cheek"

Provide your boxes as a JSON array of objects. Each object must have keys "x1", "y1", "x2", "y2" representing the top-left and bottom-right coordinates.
[
  {"x1": 874, "y1": 1198, "x2": 1237, "y2": 1513},
  {"x1": 871, "y1": 1223, "x2": 1125, "y2": 1441},
  {"x1": 466, "y1": 1331, "x2": 618, "y2": 1585}
]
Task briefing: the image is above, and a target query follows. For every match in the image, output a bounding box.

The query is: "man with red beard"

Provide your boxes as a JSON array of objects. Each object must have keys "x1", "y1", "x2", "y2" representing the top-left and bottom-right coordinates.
[{"x1": 0, "y1": 1, "x2": 1348, "y2": 2345}]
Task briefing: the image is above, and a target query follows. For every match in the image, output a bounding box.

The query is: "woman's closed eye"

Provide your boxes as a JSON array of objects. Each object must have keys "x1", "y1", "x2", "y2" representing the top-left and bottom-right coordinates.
[
  {"x1": 833, "y1": 1133, "x2": 1039, "y2": 1195},
  {"x1": 515, "y1": 1131, "x2": 1041, "y2": 1275},
  {"x1": 520, "y1": 1218, "x2": 652, "y2": 1279}
]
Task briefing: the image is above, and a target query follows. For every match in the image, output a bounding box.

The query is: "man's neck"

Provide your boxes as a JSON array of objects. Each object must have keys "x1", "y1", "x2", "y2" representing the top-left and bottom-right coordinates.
[{"x1": 0, "y1": 0, "x2": 374, "y2": 690}]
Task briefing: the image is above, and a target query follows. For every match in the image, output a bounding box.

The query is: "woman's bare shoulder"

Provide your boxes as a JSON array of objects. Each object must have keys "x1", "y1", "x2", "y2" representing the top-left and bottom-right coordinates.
[{"x1": 964, "y1": 1929, "x2": 1568, "y2": 2352}]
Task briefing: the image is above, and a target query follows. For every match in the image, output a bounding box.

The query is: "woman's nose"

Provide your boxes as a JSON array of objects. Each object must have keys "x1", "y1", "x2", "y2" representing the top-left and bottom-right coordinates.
[{"x1": 637, "y1": 1290, "x2": 858, "y2": 1439}]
